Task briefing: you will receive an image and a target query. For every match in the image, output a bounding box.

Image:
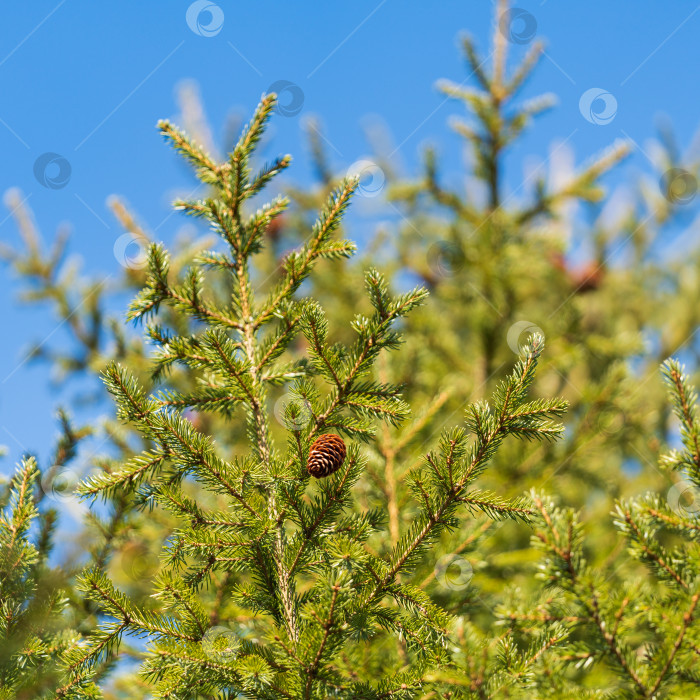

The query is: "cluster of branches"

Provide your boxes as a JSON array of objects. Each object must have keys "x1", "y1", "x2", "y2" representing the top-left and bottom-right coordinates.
[
  {"x1": 0, "y1": 410, "x2": 93, "y2": 699},
  {"x1": 38, "y1": 94, "x2": 566, "y2": 698},
  {"x1": 271, "y1": 1, "x2": 700, "y2": 694},
  {"x1": 484, "y1": 360, "x2": 699, "y2": 698}
]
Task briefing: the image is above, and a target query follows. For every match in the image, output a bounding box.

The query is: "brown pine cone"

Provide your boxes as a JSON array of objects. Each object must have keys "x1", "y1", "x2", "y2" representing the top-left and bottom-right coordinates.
[{"x1": 307, "y1": 434, "x2": 347, "y2": 478}]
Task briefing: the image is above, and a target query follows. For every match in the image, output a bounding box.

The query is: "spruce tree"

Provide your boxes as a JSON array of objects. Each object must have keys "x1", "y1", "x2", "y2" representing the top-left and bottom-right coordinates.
[
  {"x1": 0, "y1": 412, "x2": 91, "y2": 699},
  {"x1": 498, "y1": 360, "x2": 700, "y2": 697},
  {"x1": 47, "y1": 94, "x2": 566, "y2": 698},
  {"x1": 277, "y1": 0, "x2": 700, "y2": 615}
]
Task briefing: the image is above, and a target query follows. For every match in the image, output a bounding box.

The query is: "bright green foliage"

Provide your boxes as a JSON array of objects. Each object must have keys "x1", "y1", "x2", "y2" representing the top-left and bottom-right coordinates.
[
  {"x1": 490, "y1": 361, "x2": 700, "y2": 698},
  {"x1": 269, "y1": 1, "x2": 700, "y2": 693},
  {"x1": 0, "y1": 407, "x2": 102, "y2": 699},
  {"x1": 0, "y1": 459, "x2": 69, "y2": 699},
  {"x1": 53, "y1": 95, "x2": 567, "y2": 698},
  {"x1": 279, "y1": 0, "x2": 700, "y2": 643},
  {"x1": 2, "y1": 1, "x2": 700, "y2": 698}
]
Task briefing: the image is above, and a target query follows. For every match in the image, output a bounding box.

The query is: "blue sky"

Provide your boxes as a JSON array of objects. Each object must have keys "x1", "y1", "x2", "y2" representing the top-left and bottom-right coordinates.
[{"x1": 2, "y1": 0, "x2": 700, "y2": 481}]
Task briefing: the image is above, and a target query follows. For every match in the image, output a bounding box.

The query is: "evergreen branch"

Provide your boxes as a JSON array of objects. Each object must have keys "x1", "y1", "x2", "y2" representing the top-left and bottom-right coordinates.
[
  {"x1": 491, "y1": 0, "x2": 508, "y2": 94},
  {"x1": 531, "y1": 493, "x2": 650, "y2": 696},
  {"x1": 246, "y1": 155, "x2": 292, "y2": 198},
  {"x1": 161, "y1": 283, "x2": 243, "y2": 330},
  {"x1": 288, "y1": 454, "x2": 357, "y2": 577},
  {"x1": 662, "y1": 359, "x2": 700, "y2": 470},
  {"x1": 456, "y1": 490, "x2": 534, "y2": 522},
  {"x1": 242, "y1": 197, "x2": 289, "y2": 257},
  {"x1": 506, "y1": 40, "x2": 544, "y2": 94},
  {"x1": 618, "y1": 505, "x2": 689, "y2": 590},
  {"x1": 254, "y1": 179, "x2": 358, "y2": 329},
  {"x1": 392, "y1": 388, "x2": 453, "y2": 454},
  {"x1": 460, "y1": 35, "x2": 491, "y2": 91},
  {"x1": 516, "y1": 140, "x2": 631, "y2": 225},
  {"x1": 12, "y1": 14, "x2": 696, "y2": 696},
  {"x1": 642, "y1": 504, "x2": 700, "y2": 534},
  {"x1": 225, "y1": 102, "x2": 299, "y2": 646},
  {"x1": 175, "y1": 198, "x2": 239, "y2": 250},
  {"x1": 234, "y1": 92, "x2": 277, "y2": 163},
  {"x1": 103, "y1": 363, "x2": 261, "y2": 519},
  {"x1": 158, "y1": 120, "x2": 219, "y2": 180},
  {"x1": 205, "y1": 330, "x2": 257, "y2": 407},
  {"x1": 648, "y1": 591, "x2": 700, "y2": 696},
  {"x1": 77, "y1": 452, "x2": 165, "y2": 499},
  {"x1": 1, "y1": 458, "x2": 38, "y2": 564},
  {"x1": 487, "y1": 630, "x2": 566, "y2": 699},
  {"x1": 418, "y1": 521, "x2": 493, "y2": 589},
  {"x1": 255, "y1": 305, "x2": 304, "y2": 374},
  {"x1": 304, "y1": 584, "x2": 340, "y2": 698},
  {"x1": 313, "y1": 280, "x2": 428, "y2": 432},
  {"x1": 363, "y1": 335, "x2": 555, "y2": 605}
]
